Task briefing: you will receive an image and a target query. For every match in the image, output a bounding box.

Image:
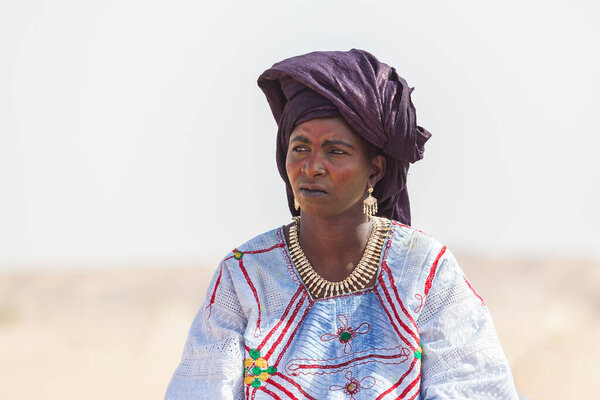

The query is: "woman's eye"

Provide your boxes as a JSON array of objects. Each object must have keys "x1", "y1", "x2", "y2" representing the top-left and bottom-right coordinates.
[
  {"x1": 331, "y1": 149, "x2": 347, "y2": 155},
  {"x1": 292, "y1": 146, "x2": 309, "y2": 152}
]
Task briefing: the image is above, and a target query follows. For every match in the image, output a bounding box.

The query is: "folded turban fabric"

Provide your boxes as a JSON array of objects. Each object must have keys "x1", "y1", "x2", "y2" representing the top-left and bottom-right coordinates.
[{"x1": 257, "y1": 49, "x2": 431, "y2": 225}]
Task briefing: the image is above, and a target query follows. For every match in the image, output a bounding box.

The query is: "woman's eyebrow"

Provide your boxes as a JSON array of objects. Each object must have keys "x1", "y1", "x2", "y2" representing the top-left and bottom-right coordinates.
[
  {"x1": 290, "y1": 135, "x2": 311, "y2": 144},
  {"x1": 323, "y1": 139, "x2": 354, "y2": 149},
  {"x1": 289, "y1": 135, "x2": 354, "y2": 149}
]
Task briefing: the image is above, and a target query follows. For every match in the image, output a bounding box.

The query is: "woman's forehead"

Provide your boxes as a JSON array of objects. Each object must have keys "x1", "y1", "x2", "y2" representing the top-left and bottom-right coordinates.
[{"x1": 290, "y1": 117, "x2": 361, "y2": 142}]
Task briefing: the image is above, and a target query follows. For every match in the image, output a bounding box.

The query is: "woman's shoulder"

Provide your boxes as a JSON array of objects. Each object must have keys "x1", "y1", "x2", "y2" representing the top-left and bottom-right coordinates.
[
  {"x1": 384, "y1": 218, "x2": 453, "y2": 276},
  {"x1": 386, "y1": 218, "x2": 446, "y2": 252},
  {"x1": 216, "y1": 224, "x2": 299, "y2": 291},
  {"x1": 219, "y1": 223, "x2": 289, "y2": 264}
]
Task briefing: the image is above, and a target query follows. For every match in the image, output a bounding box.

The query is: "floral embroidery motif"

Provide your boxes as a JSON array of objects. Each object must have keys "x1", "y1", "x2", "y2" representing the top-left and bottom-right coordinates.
[
  {"x1": 329, "y1": 371, "x2": 376, "y2": 398},
  {"x1": 320, "y1": 314, "x2": 370, "y2": 354},
  {"x1": 244, "y1": 348, "x2": 277, "y2": 388}
]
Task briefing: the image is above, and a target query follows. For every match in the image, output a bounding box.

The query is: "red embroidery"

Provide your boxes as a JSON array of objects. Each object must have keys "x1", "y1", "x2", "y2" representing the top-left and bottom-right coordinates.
[
  {"x1": 424, "y1": 246, "x2": 447, "y2": 296},
  {"x1": 286, "y1": 348, "x2": 410, "y2": 376},
  {"x1": 414, "y1": 293, "x2": 424, "y2": 313},
  {"x1": 375, "y1": 357, "x2": 418, "y2": 400},
  {"x1": 204, "y1": 261, "x2": 224, "y2": 319},
  {"x1": 268, "y1": 378, "x2": 299, "y2": 400},
  {"x1": 329, "y1": 371, "x2": 376, "y2": 399},
  {"x1": 463, "y1": 276, "x2": 485, "y2": 305},
  {"x1": 258, "y1": 286, "x2": 304, "y2": 351},
  {"x1": 238, "y1": 257, "x2": 262, "y2": 337},
  {"x1": 264, "y1": 294, "x2": 307, "y2": 360},
  {"x1": 408, "y1": 388, "x2": 420, "y2": 400},
  {"x1": 245, "y1": 243, "x2": 285, "y2": 255},
  {"x1": 274, "y1": 374, "x2": 317, "y2": 400},
  {"x1": 382, "y1": 261, "x2": 418, "y2": 333},
  {"x1": 320, "y1": 314, "x2": 370, "y2": 354},
  {"x1": 228, "y1": 237, "x2": 296, "y2": 334},
  {"x1": 391, "y1": 221, "x2": 431, "y2": 237},
  {"x1": 274, "y1": 302, "x2": 313, "y2": 366},
  {"x1": 260, "y1": 386, "x2": 282, "y2": 399},
  {"x1": 399, "y1": 370, "x2": 421, "y2": 399},
  {"x1": 377, "y1": 275, "x2": 418, "y2": 349},
  {"x1": 374, "y1": 289, "x2": 415, "y2": 351}
]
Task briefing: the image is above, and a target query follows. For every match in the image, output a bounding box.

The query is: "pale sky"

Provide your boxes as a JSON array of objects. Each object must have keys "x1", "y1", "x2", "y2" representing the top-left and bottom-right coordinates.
[{"x1": 1, "y1": 0, "x2": 599, "y2": 270}]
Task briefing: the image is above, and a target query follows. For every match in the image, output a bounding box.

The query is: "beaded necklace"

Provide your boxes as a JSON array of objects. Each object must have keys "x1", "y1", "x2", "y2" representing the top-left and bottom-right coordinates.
[{"x1": 288, "y1": 216, "x2": 391, "y2": 299}]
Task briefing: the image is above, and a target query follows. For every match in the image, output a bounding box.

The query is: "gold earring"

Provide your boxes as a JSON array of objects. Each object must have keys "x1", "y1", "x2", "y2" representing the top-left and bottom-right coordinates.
[
  {"x1": 363, "y1": 186, "x2": 377, "y2": 217},
  {"x1": 294, "y1": 197, "x2": 300, "y2": 211}
]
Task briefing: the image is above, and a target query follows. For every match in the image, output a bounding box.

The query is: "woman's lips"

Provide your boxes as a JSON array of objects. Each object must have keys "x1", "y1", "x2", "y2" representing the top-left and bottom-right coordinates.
[{"x1": 300, "y1": 188, "x2": 328, "y2": 197}]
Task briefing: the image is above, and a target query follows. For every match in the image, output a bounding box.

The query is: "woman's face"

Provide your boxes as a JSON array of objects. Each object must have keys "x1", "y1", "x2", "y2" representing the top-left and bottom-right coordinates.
[{"x1": 286, "y1": 117, "x2": 385, "y2": 218}]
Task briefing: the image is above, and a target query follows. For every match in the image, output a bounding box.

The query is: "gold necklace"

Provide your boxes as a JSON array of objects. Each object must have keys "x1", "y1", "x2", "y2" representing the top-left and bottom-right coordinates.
[{"x1": 288, "y1": 216, "x2": 391, "y2": 299}]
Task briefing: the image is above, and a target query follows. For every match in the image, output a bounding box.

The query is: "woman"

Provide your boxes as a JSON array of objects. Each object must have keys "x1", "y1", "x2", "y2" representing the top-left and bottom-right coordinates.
[{"x1": 165, "y1": 49, "x2": 518, "y2": 399}]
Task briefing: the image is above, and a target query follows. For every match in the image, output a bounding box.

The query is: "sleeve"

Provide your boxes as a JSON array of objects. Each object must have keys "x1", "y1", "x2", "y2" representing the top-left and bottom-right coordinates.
[
  {"x1": 165, "y1": 258, "x2": 248, "y2": 400},
  {"x1": 417, "y1": 249, "x2": 519, "y2": 399}
]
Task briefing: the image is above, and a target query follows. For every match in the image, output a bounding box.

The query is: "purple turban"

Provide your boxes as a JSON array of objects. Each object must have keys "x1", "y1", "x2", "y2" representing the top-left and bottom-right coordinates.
[{"x1": 257, "y1": 49, "x2": 431, "y2": 225}]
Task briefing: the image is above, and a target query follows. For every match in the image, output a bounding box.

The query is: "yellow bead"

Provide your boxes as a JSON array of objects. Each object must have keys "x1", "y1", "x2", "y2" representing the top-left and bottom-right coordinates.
[
  {"x1": 255, "y1": 358, "x2": 268, "y2": 368},
  {"x1": 258, "y1": 372, "x2": 270, "y2": 381},
  {"x1": 244, "y1": 376, "x2": 254, "y2": 385},
  {"x1": 244, "y1": 358, "x2": 254, "y2": 367}
]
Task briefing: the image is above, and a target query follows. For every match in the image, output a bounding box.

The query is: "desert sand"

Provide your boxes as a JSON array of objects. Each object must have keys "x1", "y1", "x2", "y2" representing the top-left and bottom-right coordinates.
[{"x1": 0, "y1": 255, "x2": 598, "y2": 399}]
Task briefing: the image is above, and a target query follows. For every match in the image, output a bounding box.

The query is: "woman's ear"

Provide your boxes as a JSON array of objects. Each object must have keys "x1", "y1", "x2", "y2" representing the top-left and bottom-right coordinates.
[{"x1": 369, "y1": 155, "x2": 386, "y2": 185}]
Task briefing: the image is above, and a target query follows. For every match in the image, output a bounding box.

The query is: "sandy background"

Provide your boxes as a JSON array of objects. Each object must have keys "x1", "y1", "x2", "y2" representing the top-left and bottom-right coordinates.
[{"x1": 1, "y1": 255, "x2": 598, "y2": 399}]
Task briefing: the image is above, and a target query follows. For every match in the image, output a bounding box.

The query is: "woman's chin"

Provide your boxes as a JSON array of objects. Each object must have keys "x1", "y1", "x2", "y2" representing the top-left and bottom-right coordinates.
[
  {"x1": 298, "y1": 206, "x2": 336, "y2": 219},
  {"x1": 299, "y1": 204, "x2": 363, "y2": 220}
]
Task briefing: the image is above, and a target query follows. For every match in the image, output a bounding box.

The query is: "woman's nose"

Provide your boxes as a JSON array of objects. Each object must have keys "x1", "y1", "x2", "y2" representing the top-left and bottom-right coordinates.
[{"x1": 301, "y1": 153, "x2": 326, "y2": 177}]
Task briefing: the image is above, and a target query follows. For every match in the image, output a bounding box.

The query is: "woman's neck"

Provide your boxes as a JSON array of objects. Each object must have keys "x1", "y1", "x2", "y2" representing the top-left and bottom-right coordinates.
[{"x1": 292, "y1": 208, "x2": 373, "y2": 281}]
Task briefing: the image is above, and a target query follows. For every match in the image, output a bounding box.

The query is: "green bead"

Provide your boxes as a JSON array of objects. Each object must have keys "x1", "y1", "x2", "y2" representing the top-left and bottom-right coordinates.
[
  {"x1": 252, "y1": 366, "x2": 263, "y2": 375},
  {"x1": 233, "y1": 251, "x2": 243, "y2": 259},
  {"x1": 339, "y1": 331, "x2": 352, "y2": 342},
  {"x1": 251, "y1": 379, "x2": 261, "y2": 388},
  {"x1": 249, "y1": 349, "x2": 260, "y2": 360},
  {"x1": 415, "y1": 350, "x2": 422, "y2": 360},
  {"x1": 267, "y1": 366, "x2": 277, "y2": 374}
]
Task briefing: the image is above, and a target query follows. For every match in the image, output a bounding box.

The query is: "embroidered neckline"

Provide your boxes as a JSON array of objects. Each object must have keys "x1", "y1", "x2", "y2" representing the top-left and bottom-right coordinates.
[{"x1": 288, "y1": 216, "x2": 391, "y2": 299}]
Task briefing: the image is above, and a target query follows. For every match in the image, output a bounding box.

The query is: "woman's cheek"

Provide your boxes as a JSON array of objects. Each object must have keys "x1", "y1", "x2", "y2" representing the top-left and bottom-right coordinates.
[
  {"x1": 285, "y1": 159, "x2": 302, "y2": 181},
  {"x1": 333, "y1": 165, "x2": 363, "y2": 184}
]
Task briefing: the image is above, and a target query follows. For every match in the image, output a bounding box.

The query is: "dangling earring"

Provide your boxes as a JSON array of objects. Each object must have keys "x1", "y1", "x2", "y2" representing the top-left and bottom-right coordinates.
[
  {"x1": 363, "y1": 185, "x2": 377, "y2": 217},
  {"x1": 294, "y1": 197, "x2": 300, "y2": 211}
]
